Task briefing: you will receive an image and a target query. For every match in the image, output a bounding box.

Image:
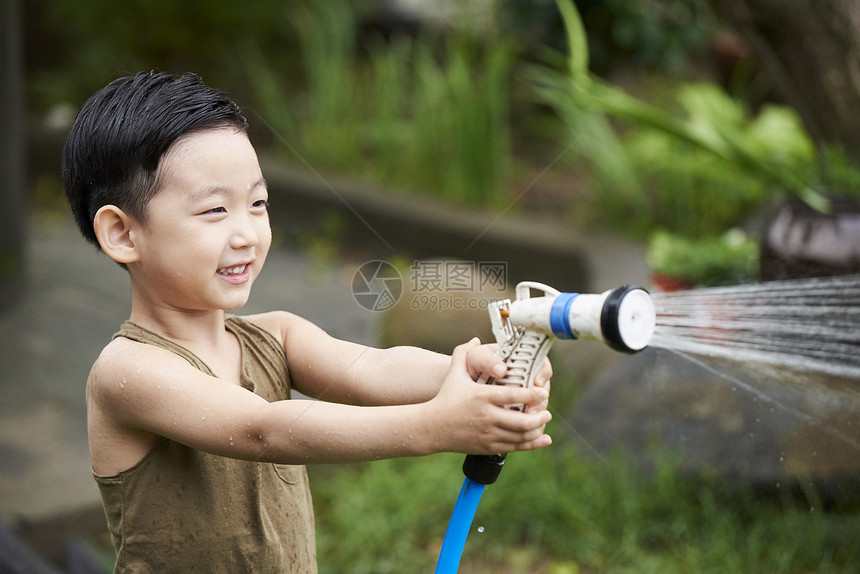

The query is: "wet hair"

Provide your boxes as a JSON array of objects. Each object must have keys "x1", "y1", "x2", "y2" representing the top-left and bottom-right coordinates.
[{"x1": 62, "y1": 71, "x2": 249, "y2": 246}]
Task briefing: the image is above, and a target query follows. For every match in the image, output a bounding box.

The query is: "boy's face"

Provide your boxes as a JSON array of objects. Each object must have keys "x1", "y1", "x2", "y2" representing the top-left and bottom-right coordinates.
[{"x1": 130, "y1": 128, "x2": 272, "y2": 313}]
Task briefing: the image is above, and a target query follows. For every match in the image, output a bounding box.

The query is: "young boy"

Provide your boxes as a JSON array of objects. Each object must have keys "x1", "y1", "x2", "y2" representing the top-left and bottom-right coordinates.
[{"x1": 63, "y1": 71, "x2": 552, "y2": 572}]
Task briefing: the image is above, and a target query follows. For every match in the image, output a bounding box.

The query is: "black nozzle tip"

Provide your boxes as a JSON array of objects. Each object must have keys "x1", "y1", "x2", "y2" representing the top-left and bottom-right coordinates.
[
  {"x1": 463, "y1": 454, "x2": 506, "y2": 485},
  {"x1": 600, "y1": 285, "x2": 655, "y2": 354}
]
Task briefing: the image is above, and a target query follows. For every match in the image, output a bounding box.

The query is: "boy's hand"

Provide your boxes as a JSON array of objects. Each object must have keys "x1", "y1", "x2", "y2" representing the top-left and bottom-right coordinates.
[
  {"x1": 464, "y1": 340, "x2": 553, "y2": 411},
  {"x1": 426, "y1": 338, "x2": 552, "y2": 456}
]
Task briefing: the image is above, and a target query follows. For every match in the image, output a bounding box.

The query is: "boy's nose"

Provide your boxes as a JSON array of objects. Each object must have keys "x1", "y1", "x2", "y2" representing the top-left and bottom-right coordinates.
[{"x1": 230, "y1": 216, "x2": 261, "y2": 249}]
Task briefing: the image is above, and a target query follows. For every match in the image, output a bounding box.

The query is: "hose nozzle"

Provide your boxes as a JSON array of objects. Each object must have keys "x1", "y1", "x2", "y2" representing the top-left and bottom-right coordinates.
[
  {"x1": 595, "y1": 285, "x2": 656, "y2": 353},
  {"x1": 507, "y1": 283, "x2": 656, "y2": 353}
]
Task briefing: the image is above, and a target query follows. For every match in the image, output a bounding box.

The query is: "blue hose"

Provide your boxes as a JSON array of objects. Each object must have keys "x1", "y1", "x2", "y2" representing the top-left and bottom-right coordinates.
[{"x1": 434, "y1": 477, "x2": 485, "y2": 573}]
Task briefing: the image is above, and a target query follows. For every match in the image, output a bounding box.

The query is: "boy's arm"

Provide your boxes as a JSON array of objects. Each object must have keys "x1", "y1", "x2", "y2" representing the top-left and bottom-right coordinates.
[
  {"x1": 90, "y1": 336, "x2": 551, "y2": 467},
  {"x1": 249, "y1": 310, "x2": 551, "y2": 407}
]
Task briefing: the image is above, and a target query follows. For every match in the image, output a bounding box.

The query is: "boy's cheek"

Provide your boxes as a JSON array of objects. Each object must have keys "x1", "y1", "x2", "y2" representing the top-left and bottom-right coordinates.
[{"x1": 259, "y1": 224, "x2": 273, "y2": 249}]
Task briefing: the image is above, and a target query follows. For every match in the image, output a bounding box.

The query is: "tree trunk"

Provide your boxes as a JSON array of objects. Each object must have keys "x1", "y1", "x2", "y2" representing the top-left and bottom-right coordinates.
[{"x1": 709, "y1": 0, "x2": 860, "y2": 159}]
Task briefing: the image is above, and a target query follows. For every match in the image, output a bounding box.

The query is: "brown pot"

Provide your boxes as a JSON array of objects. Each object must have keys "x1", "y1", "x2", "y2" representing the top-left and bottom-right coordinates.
[{"x1": 761, "y1": 196, "x2": 860, "y2": 280}]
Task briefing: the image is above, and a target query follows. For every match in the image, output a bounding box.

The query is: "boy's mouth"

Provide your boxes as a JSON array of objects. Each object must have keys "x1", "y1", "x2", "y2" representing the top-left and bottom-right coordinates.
[{"x1": 217, "y1": 264, "x2": 248, "y2": 276}]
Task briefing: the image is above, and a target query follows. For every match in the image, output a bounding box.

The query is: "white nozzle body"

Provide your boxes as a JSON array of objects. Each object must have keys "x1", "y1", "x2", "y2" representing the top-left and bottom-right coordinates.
[{"x1": 507, "y1": 283, "x2": 656, "y2": 353}]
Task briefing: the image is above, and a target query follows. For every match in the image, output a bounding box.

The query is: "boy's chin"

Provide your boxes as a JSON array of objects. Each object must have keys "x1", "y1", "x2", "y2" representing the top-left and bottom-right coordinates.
[
  {"x1": 223, "y1": 300, "x2": 250, "y2": 312},
  {"x1": 221, "y1": 293, "x2": 252, "y2": 312}
]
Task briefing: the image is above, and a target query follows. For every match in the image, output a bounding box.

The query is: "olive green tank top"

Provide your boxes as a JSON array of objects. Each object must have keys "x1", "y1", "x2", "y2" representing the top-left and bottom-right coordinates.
[{"x1": 95, "y1": 316, "x2": 317, "y2": 573}]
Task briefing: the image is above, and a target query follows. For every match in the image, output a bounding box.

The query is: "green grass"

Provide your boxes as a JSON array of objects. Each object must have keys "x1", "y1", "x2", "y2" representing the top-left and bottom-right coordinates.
[
  {"x1": 310, "y1": 424, "x2": 860, "y2": 574},
  {"x1": 310, "y1": 353, "x2": 860, "y2": 572}
]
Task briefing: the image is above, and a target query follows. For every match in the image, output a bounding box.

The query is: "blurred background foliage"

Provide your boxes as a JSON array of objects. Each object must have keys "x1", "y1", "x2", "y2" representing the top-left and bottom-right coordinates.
[
  {"x1": 27, "y1": 0, "x2": 860, "y2": 232},
  {"x1": 26, "y1": 0, "x2": 860, "y2": 288},
  {"x1": 27, "y1": 0, "x2": 299, "y2": 111}
]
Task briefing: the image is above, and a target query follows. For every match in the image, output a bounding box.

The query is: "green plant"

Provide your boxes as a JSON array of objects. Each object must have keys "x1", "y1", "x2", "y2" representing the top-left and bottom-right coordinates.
[
  {"x1": 625, "y1": 84, "x2": 817, "y2": 238},
  {"x1": 404, "y1": 34, "x2": 515, "y2": 205},
  {"x1": 244, "y1": 6, "x2": 517, "y2": 208},
  {"x1": 646, "y1": 229, "x2": 759, "y2": 287},
  {"x1": 293, "y1": 1, "x2": 364, "y2": 171},
  {"x1": 579, "y1": 0, "x2": 715, "y2": 74},
  {"x1": 576, "y1": 0, "x2": 821, "y2": 204},
  {"x1": 527, "y1": 0, "x2": 833, "y2": 242}
]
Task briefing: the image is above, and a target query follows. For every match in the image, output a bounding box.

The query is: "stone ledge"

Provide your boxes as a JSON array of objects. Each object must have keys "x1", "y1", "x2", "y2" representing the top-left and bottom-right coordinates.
[{"x1": 261, "y1": 158, "x2": 649, "y2": 292}]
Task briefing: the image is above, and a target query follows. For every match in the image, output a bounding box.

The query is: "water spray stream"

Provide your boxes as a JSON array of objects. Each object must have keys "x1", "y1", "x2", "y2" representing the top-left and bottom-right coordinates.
[
  {"x1": 649, "y1": 274, "x2": 860, "y2": 380},
  {"x1": 661, "y1": 348, "x2": 860, "y2": 454}
]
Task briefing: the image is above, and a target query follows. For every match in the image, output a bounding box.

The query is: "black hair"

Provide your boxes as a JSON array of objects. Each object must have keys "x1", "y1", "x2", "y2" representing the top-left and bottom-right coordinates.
[{"x1": 62, "y1": 71, "x2": 249, "y2": 246}]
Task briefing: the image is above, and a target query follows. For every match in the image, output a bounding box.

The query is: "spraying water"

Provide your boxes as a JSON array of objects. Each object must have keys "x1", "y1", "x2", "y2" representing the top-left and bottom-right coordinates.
[{"x1": 649, "y1": 274, "x2": 860, "y2": 380}]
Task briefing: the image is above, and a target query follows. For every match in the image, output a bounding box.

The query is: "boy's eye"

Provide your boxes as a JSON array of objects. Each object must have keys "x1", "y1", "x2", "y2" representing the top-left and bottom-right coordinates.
[
  {"x1": 203, "y1": 207, "x2": 227, "y2": 214},
  {"x1": 252, "y1": 200, "x2": 270, "y2": 209}
]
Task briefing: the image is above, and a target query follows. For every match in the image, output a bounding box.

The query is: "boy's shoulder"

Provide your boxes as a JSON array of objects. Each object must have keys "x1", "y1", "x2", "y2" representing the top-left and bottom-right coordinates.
[
  {"x1": 88, "y1": 335, "x2": 195, "y2": 398},
  {"x1": 86, "y1": 311, "x2": 326, "y2": 401},
  {"x1": 239, "y1": 310, "x2": 324, "y2": 345},
  {"x1": 93, "y1": 334, "x2": 162, "y2": 371},
  {"x1": 89, "y1": 311, "x2": 307, "y2": 377}
]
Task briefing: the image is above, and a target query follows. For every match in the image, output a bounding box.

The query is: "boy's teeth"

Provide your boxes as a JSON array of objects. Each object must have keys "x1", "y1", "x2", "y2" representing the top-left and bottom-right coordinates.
[{"x1": 219, "y1": 265, "x2": 246, "y2": 275}]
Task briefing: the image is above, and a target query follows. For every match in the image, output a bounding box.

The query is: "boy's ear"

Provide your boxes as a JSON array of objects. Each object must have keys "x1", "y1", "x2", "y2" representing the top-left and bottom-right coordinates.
[{"x1": 93, "y1": 205, "x2": 141, "y2": 265}]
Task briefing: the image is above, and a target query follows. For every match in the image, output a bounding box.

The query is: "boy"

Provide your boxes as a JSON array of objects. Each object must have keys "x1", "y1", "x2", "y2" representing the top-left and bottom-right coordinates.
[{"x1": 63, "y1": 71, "x2": 552, "y2": 572}]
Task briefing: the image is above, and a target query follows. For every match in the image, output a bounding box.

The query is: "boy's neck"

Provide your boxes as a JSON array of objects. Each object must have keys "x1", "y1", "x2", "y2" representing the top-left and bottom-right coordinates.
[
  {"x1": 128, "y1": 299, "x2": 230, "y2": 349},
  {"x1": 127, "y1": 293, "x2": 245, "y2": 387}
]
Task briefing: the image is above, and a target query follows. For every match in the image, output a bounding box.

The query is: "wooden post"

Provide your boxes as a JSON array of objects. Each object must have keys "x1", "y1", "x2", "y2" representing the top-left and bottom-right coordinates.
[{"x1": 0, "y1": 0, "x2": 26, "y2": 310}]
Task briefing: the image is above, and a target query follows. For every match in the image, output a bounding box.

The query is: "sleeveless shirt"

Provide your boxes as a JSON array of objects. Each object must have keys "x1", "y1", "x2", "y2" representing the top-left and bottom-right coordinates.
[{"x1": 94, "y1": 316, "x2": 317, "y2": 573}]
